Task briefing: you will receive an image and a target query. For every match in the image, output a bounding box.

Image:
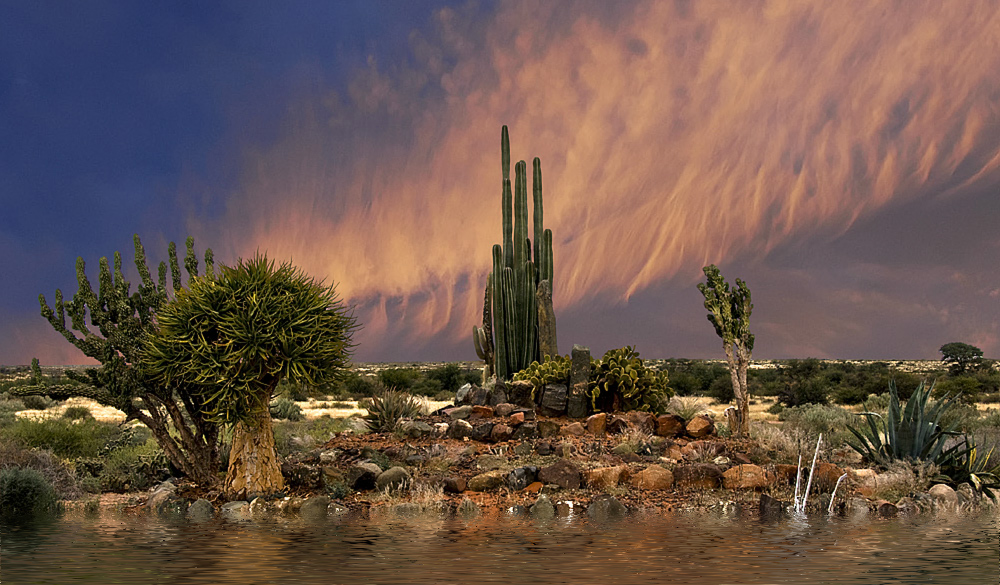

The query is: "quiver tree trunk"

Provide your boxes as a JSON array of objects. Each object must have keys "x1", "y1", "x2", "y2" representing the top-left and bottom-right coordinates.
[{"x1": 225, "y1": 406, "x2": 284, "y2": 499}]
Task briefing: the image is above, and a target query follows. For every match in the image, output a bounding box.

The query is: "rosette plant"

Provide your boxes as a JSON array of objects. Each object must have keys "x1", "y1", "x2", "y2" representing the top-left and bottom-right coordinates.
[{"x1": 144, "y1": 254, "x2": 358, "y2": 498}]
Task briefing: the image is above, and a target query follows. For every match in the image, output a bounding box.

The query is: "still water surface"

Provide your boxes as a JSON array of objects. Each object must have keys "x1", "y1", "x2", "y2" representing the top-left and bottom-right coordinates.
[{"x1": 2, "y1": 508, "x2": 997, "y2": 584}]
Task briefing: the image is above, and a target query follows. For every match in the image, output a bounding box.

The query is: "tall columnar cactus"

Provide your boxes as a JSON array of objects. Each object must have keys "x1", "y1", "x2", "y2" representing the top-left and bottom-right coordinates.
[{"x1": 473, "y1": 126, "x2": 557, "y2": 380}]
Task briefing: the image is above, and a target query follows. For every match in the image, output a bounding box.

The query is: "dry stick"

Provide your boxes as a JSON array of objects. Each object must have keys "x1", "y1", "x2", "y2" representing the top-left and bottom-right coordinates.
[
  {"x1": 828, "y1": 472, "x2": 849, "y2": 516},
  {"x1": 793, "y1": 454, "x2": 803, "y2": 512},
  {"x1": 799, "y1": 434, "x2": 823, "y2": 514}
]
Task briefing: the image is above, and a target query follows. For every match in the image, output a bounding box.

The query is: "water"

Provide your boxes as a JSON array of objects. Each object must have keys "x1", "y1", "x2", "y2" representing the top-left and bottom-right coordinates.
[{"x1": 2, "y1": 508, "x2": 997, "y2": 584}]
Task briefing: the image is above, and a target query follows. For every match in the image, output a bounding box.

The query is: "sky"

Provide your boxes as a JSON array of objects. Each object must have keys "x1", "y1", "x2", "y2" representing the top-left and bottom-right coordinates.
[{"x1": 2, "y1": 0, "x2": 1000, "y2": 366}]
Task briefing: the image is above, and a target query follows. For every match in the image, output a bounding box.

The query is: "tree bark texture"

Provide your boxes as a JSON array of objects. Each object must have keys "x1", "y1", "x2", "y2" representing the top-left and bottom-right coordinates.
[
  {"x1": 225, "y1": 406, "x2": 285, "y2": 498},
  {"x1": 725, "y1": 342, "x2": 752, "y2": 438}
]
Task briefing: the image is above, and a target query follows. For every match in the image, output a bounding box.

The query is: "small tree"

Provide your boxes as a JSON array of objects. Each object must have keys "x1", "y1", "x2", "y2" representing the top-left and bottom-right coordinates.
[
  {"x1": 939, "y1": 342, "x2": 984, "y2": 376},
  {"x1": 12, "y1": 236, "x2": 223, "y2": 487},
  {"x1": 697, "y1": 264, "x2": 754, "y2": 438},
  {"x1": 143, "y1": 254, "x2": 358, "y2": 498}
]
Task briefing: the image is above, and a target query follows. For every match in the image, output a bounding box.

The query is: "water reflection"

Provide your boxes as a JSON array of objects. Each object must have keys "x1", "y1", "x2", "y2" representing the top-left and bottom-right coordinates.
[{"x1": 2, "y1": 508, "x2": 997, "y2": 584}]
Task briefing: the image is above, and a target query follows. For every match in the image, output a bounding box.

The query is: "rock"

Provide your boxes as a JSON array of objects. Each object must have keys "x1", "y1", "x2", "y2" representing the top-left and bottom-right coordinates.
[
  {"x1": 301, "y1": 495, "x2": 331, "y2": 519},
  {"x1": 487, "y1": 387, "x2": 508, "y2": 407},
  {"x1": 506, "y1": 380, "x2": 535, "y2": 408},
  {"x1": 673, "y1": 463, "x2": 723, "y2": 490},
  {"x1": 629, "y1": 466, "x2": 674, "y2": 490},
  {"x1": 448, "y1": 405, "x2": 474, "y2": 420},
  {"x1": 560, "y1": 422, "x2": 586, "y2": 436},
  {"x1": 490, "y1": 423, "x2": 513, "y2": 442},
  {"x1": 221, "y1": 501, "x2": 251, "y2": 521},
  {"x1": 433, "y1": 422, "x2": 450, "y2": 437},
  {"x1": 471, "y1": 422, "x2": 495, "y2": 442},
  {"x1": 607, "y1": 416, "x2": 629, "y2": 434},
  {"x1": 347, "y1": 462, "x2": 383, "y2": 490},
  {"x1": 895, "y1": 496, "x2": 918, "y2": 514},
  {"x1": 774, "y1": 464, "x2": 800, "y2": 485},
  {"x1": 319, "y1": 449, "x2": 341, "y2": 464},
  {"x1": 813, "y1": 462, "x2": 845, "y2": 492},
  {"x1": 537, "y1": 420, "x2": 561, "y2": 438},
  {"x1": 375, "y1": 466, "x2": 411, "y2": 491},
  {"x1": 538, "y1": 459, "x2": 582, "y2": 489},
  {"x1": 282, "y1": 461, "x2": 323, "y2": 490},
  {"x1": 850, "y1": 468, "x2": 878, "y2": 497},
  {"x1": 555, "y1": 501, "x2": 573, "y2": 516},
  {"x1": 570, "y1": 345, "x2": 591, "y2": 389},
  {"x1": 536, "y1": 441, "x2": 553, "y2": 456},
  {"x1": 456, "y1": 383, "x2": 473, "y2": 404},
  {"x1": 442, "y1": 477, "x2": 466, "y2": 493},
  {"x1": 586, "y1": 413, "x2": 607, "y2": 435},
  {"x1": 471, "y1": 405, "x2": 494, "y2": 419},
  {"x1": 713, "y1": 456, "x2": 731, "y2": 466},
  {"x1": 248, "y1": 497, "x2": 273, "y2": 519},
  {"x1": 685, "y1": 415, "x2": 715, "y2": 438},
  {"x1": 655, "y1": 414, "x2": 686, "y2": 437},
  {"x1": 584, "y1": 465, "x2": 629, "y2": 490},
  {"x1": 733, "y1": 452, "x2": 752, "y2": 465},
  {"x1": 722, "y1": 464, "x2": 773, "y2": 490},
  {"x1": 448, "y1": 419, "x2": 474, "y2": 439},
  {"x1": 276, "y1": 496, "x2": 304, "y2": 515},
  {"x1": 398, "y1": 420, "x2": 433, "y2": 438},
  {"x1": 759, "y1": 493, "x2": 786, "y2": 519},
  {"x1": 146, "y1": 480, "x2": 177, "y2": 513},
  {"x1": 512, "y1": 422, "x2": 538, "y2": 440},
  {"x1": 530, "y1": 494, "x2": 556, "y2": 519},
  {"x1": 663, "y1": 443, "x2": 684, "y2": 460},
  {"x1": 538, "y1": 384, "x2": 568, "y2": 417},
  {"x1": 513, "y1": 408, "x2": 536, "y2": 420},
  {"x1": 513, "y1": 441, "x2": 533, "y2": 456},
  {"x1": 467, "y1": 469, "x2": 507, "y2": 491},
  {"x1": 494, "y1": 403, "x2": 516, "y2": 417},
  {"x1": 556, "y1": 441, "x2": 575, "y2": 457},
  {"x1": 187, "y1": 498, "x2": 215, "y2": 522},
  {"x1": 876, "y1": 500, "x2": 898, "y2": 518},
  {"x1": 510, "y1": 411, "x2": 525, "y2": 424},
  {"x1": 476, "y1": 454, "x2": 506, "y2": 471},
  {"x1": 470, "y1": 386, "x2": 490, "y2": 406},
  {"x1": 507, "y1": 466, "x2": 540, "y2": 490},
  {"x1": 587, "y1": 494, "x2": 627, "y2": 521},
  {"x1": 524, "y1": 481, "x2": 544, "y2": 494},
  {"x1": 928, "y1": 483, "x2": 959, "y2": 508},
  {"x1": 567, "y1": 390, "x2": 589, "y2": 419},
  {"x1": 625, "y1": 411, "x2": 656, "y2": 433}
]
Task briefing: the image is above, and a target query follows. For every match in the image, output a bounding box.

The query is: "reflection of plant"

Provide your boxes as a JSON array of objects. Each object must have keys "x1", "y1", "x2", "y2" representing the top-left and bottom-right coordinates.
[
  {"x1": 846, "y1": 380, "x2": 960, "y2": 467},
  {"x1": 364, "y1": 388, "x2": 423, "y2": 432}
]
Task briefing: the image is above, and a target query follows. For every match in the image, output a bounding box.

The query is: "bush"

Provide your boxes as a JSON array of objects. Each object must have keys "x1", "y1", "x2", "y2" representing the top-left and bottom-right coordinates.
[
  {"x1": 707, "y1": 376, "x2": 735, "y2": 403},
  {"x1": 343, "y1": 372, "x2": 378, "y2": 398},
  {"x1": 0, "y1": 467, "x2": 58, "y2": 520},
  {"x1": 100, "y1": 438, "x2": 170, "y2": 493},
  {"x1": 269, "y1": 397, "x2": 305, "y2": 421},
  {"x1": 425, "y1": 363, "x2": 479, "y2": 393},
  {"x1": 273, "y1": 415, "x2": 356, "y2": 457},
  {"x1": 62, "y1": 405, "x2": 93, "y2": 420},
  {"x1": 275, "y1": 379, "x2": 312, "y2": 402},
  {"x1": 377, "y1": 368, "x2": 421, "y2": 391},
  {"x1": 364, "y1": 388, "x2": 424, "y2": 432},
  {"x1": 667, "y1": 396, "x2": 710, "y2": 420},
  {"x1": 1, "y1": 417, "x2": 123, "y2": 459},
  {"x1": 20, "y1": 394, "x2": 55, "y2": 410},
  {"x1": 779, "y1": 403, "x2": 856, "y2": 446},
  {"x1": 0, "y1": 439, "x2": 81, "y2": 500}
]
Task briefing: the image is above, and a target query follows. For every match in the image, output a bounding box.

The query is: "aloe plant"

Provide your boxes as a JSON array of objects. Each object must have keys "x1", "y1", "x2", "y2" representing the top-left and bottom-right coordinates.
[
  {"x1": 939, "y1": 435, "x2": 1000, "y2": 499},
  {"x1": 845, "y1": 380, "x2": 961, "y2": 466}
]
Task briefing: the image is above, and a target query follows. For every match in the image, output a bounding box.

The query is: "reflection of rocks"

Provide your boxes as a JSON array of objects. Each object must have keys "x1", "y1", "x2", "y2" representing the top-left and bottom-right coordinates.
[{"x1": 587, "y1": 494, "x2": 627, "y2": 521}]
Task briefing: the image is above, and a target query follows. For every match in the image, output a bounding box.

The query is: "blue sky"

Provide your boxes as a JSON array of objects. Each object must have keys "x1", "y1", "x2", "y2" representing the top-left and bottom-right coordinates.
[{"x1": 3, "y1": 1, "x2": 1000, "y2": 365}]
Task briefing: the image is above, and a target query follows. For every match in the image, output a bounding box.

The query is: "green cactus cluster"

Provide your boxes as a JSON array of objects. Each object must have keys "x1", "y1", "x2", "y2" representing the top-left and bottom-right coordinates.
[
  {"x1": 512, "y1": 346, "x2": 671, "y2": 414},
  {"x1": 474, "y1": 126, "x2": 557, "y2": 380}
]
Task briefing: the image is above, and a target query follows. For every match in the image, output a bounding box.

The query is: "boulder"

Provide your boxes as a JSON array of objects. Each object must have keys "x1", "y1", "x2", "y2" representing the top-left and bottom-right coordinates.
[
  {"x1": 538, "y1": 384, "x2": 568, "y2": 417},
  {"x1": 812, "y1": 462, "x2": 845, "y2": 492},
  {"x1": 586, "y1": 413, "x2": 607, "y2": 435},
  {"x1": 587, "y1": 494, "x2": 627, "y2": 521},
  {"x1": 470, "y1": 386, "x2": 490, "y2": 406},
  {"x1": 722, "y1": 464, "x2": 773, "y2": 490},
  {"x1": 530, "y1": 494, "x2": 556, "y2": 519},
  {"x1": 471, "y1": 405, "x2": 495, "y2": 419},
  {"x1": 476, "y1": 454, "x2": 506, "y2": 471},
  {"x1": 685, "y1": 415, "x2": 715, "y2": 438},
  {"x1": 570, "y1": 345, "x2": 591, "y2": 388},
  {"x1": 538, "y1": 459, "x2": 582, "y2": 489},
  {"x1": 487, "y1": 387, "x2": 508, "y2": 407},
  {"x1": 629, "y1": 466, "x2": 674, "y2": 490},
  {"x1": 876, "y1": 500, "x2": 898, "y2": 518},
  {"x1": 471, "y1": 422, "x2": 495, "y2": 442},
  {"x1": 759, "y1": 493, "x2": 786, "y2": 519},
  {"x1": 506, "y1": 466, "x2": 540, "y2": 491},
  {"x1": 673, "y1": 463, "x2": 723, "y2": 490},
  {"x1": 625, "y1": 411, "x2": 656, "y2": 433},
  {"x1": 584, "y1": 465, "x2": 629, "y2": 490},
  {"x1": 567, "y1": 388, "x2": 590, "y2": 419},
  {"x1": 928, "y1": 483, "x2": 959, "y2": 508},
  {"x1": 221, "y1": 501, "x2": 251, "y2": 521},
  {"x1": 248, "y1": 497, "x2": 274, "y2": 519},
  {"x1": 456, "y1": 383, "x2": 473, "y2": 404},
  {"x1": 347, "y1": 462, "x2": 383, "y2": 490},
  {"x1": 301, "y1": 495, "x2": 330, "y2": 519},
  {"x1": 512, "y1": 422, "x2": 538, "y2": 440},
  {"x1": 494, "y1": 403, "x2": 516, "y2": 417},
  {"x1": 467, "y1": 469, "x2": 507, "y2": 491},
  {"x1": 187, "y1": 498, "x2": 215, "y2": 522},
  {"x1": 398, "y1": 420, "x2": 433, "y2": 438},
  {"x1": 146, "y1": 480, "x2": 177, "y2": 513},
  {"x1": 490, "y1": 423, "x2": 513, "y2": 442},
  {"x1": 559, "y1": 422, "x2": 586, "y2": 437},
  {"x1": 448, "y1": 405, "x2": 474, "y2": 420},
  {"x1": 514, "y1": 442, "x2": 533, "y2": 456},
  {"x1": 506, "y1": 380, "x2": 535, "y2": 408},
  {"x1": 375, "y1": 466, "x2": 411, "y2": 491},
  {"x1": 442, "y1": 476, "x2": 466, "y2": 493},
  {"x1": 655, "y1": 414, "x2": 686, "y2": 437},
  {"x1": 537, "y1": 420, "x2": 561, "y2": 438},
  {"x1": 448, "y1": 419, "x2": 474, "y2": 439}
]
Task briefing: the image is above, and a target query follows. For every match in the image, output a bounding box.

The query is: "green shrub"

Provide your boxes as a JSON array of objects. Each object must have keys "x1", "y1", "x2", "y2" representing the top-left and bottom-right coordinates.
[
  {"x1": 99, "y1": 438, "x2": 170, "y2": 493},
  {"x1": 276, "y1": 379, "x2": 313, "y2": 401},
  {"x1": 364, "y1": 388, "x2": 423, "y2": 432},
  {"x1": 707, "y1": 375, "x2": 735, "y2": 403},
  {"x1": 269, "y1": 397, "x2": 305, "y2": 421},
  {"x1": 2, "y1": 417, "x2": 123, "y2": 459},
  {"x1": 410, "y1": 377, "x2": 444, "y2": 397},
  {"x1": 377, "y1": 368, "x2": 421, "y2": 391},
  {"x1": 0, "y1": 439, "x2": 81, "y2": 499},
  {"x1": 934, "y1": 375, "x2": 983, "y2": 403},
  {"x1": 62, "y1": 405, "x2": 93, "y2": 420},
  {"x1": 778, "y1": 403, "x2": 856, "y2": 446},
  {"x1": 273, "y1": 415, "x2": 359, "y2": 457},
  {"x1": 0, "y1": 396, "x2": 26, "y2": 413},
  {"x1": 425, "y1": 363, "x2": 479, "y2": 393},
  {"x1": 830, "y1": 384, "x2": 870, "y2": 405},
  {"x1": 0, "y1": 467, "x2": 58, "y2": 520},
  {"x1": 20, "y1": 394, "x2": 55, "y2": 410},
  {"x1": 343, "y1": 372, "x2": 378, "y2": 398}
]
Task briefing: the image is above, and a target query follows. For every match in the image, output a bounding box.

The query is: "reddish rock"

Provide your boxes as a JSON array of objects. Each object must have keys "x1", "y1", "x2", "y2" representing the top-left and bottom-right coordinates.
[
  {"x1": 471, "y1": 405, "x2": 494, "y2": 419},
  {"x1": 733, "y1": 452, "x2": 752, "y2": 465},
  {"x1": 722, "y1": 464, "x2": 773, "y2": 490},
  {"x1": 774, "y1": 464, "x2": 800, "y2": 485},
  {"x1": 490, "y1": 424, "x2": 513, "y2": 442},
  {"x1": 584, "y1": 465, "x2": 629, "y2": 490},
  {"x1": 537, "y1": 420, "x2": 561, "y2": 438},
  {"x1": 442, "y1": 477, "x2": 466, "y2": 493},
  {"x1": 663, "y1": 444, "x2": 685, "y2": 461},
  {"x1": 630, "y1": 466, "x2": 674, "y2": 490},
  {"x1": 813, "y1": 462, "x2": 845, "y2": 492},
  {"x1": 523, "y1": 481, "x2": 544, "y2": 494},
  {"x1": 559, "y1": 422, "x2": 586, "y2": 437},
  {"x1": 625, "y1": 411, "x2": 656, "y2": 433},
  {"x1": 685, "y1": 415, "x2": 715, "y2": 438},
  {"x1": 586, "y1": 413, "x2": 607, "y2": 435},
  {"x1": 655, "y1": 414, "x2": 686, "y2": 437},
  {"x1": 538, "y1": 459, "x2": 582, "y2": 489},
  {"x1": 673, "y1": 463, "x2": 723, "y2": 490},
  {"x1": 510, "y1": 412, "x2": 525, "y2": 425}
]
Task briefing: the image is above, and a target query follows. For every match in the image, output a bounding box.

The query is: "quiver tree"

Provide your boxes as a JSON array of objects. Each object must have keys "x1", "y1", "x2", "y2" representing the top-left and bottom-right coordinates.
[
  {"x1": 697, "y1": 264, "x2": 754, "y2": 438},
  {"x1": 143, "y1": 254, "x2": 359, "y2": 499},
  {"x1": 12, "y1": 235, "x2": 223, "y2": 487},
  {"x1": 473, "y1": 125, "x2": 558, "y2": 380}
]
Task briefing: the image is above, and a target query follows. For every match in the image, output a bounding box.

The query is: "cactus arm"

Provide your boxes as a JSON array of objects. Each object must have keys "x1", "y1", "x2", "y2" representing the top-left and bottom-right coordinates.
[{"x1": 532, "y1": 157, "x2": 544, "y2": 281}]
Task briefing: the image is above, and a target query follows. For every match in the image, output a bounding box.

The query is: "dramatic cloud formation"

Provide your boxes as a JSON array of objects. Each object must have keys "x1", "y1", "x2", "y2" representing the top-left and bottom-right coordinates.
[{"x1": 200, "y1": 0, "x2": 1000, "y2": 361}]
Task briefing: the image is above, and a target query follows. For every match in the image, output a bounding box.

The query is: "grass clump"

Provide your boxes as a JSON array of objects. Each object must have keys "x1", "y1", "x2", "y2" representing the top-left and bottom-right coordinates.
[
  {"x1": 0, "y1": 467, "x2": 58, "y2": 521},
  {"x1": 364, "y1": 387, "x2": 424, "y2": 432},
  {"x1": 667, "y1": 396, "x2": 711, "y2": 420},
  {"x1": 273, "y1": 415, "x2": 357, "y2": 457},
  {"x1": 61, "y1": 405, "x2": 93, "y2": 421}
]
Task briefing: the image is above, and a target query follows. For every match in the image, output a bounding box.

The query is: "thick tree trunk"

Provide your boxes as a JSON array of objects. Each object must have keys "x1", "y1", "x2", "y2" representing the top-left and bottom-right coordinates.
[
  {"x1": 225, "y1": 407, "x2": 284, "y2": 499},
  {"x1": 725, "y1": 343, "x2": 752, "y2": 438}
]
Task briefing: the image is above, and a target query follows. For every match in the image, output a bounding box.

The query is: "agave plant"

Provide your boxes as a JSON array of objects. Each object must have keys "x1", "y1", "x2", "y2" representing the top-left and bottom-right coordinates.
[
  {"x1": 939, "y1": 435, "x2": 1000, "y2": 499},
  {"x1": 846, "y1": 380, "x2": 961, "y2": 467},
  {"x1": 364, "y1": 387, "x2": 424, "y2": 432}
]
